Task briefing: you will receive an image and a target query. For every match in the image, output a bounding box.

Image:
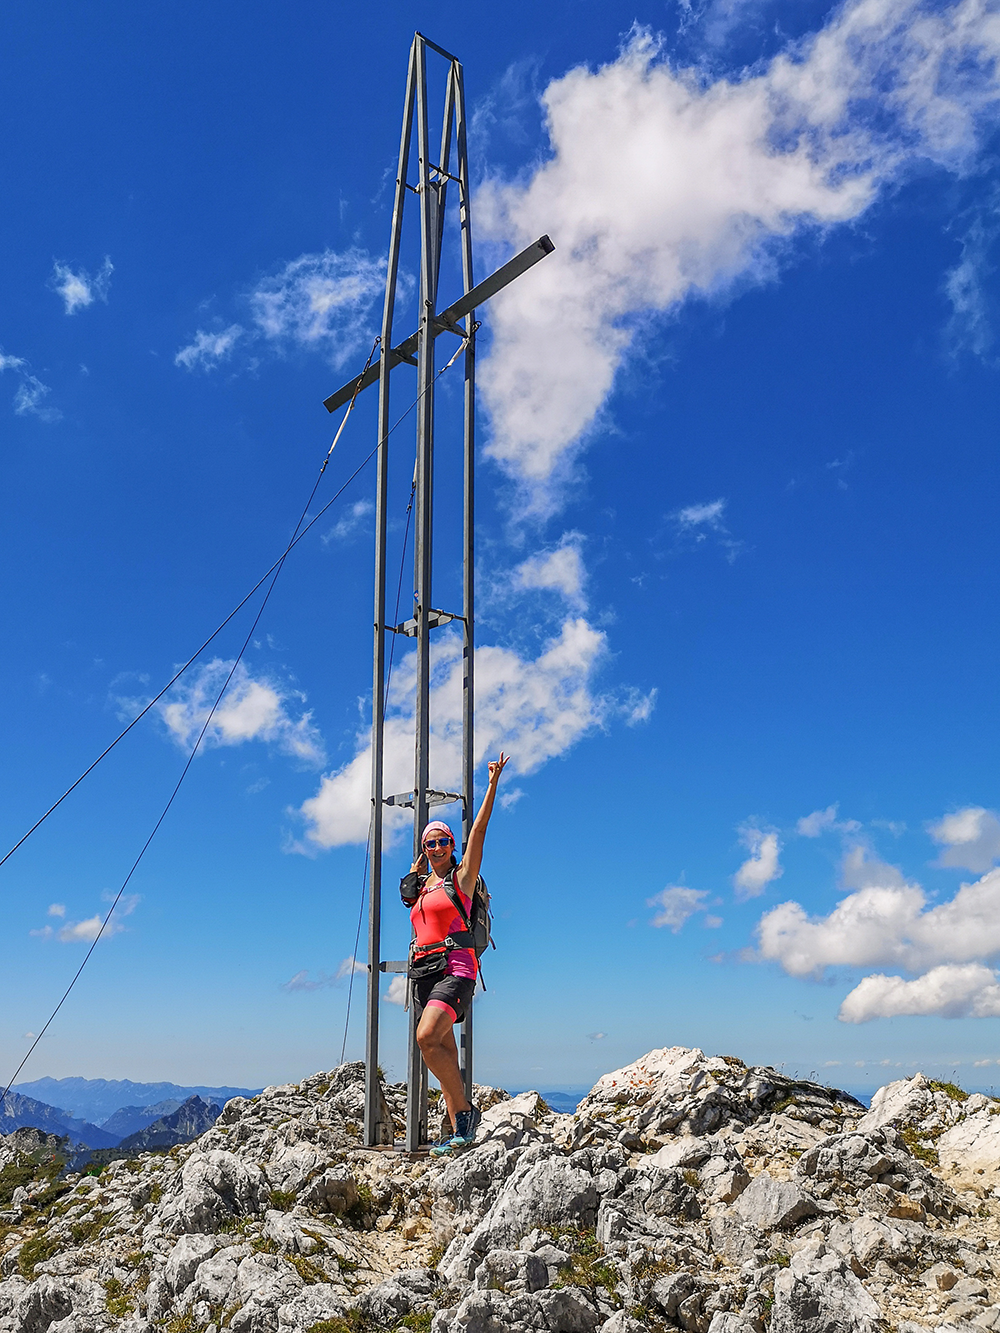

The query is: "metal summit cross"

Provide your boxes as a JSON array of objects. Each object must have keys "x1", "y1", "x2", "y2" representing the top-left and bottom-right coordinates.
[{"x1": 321, "y1": 32, "x2": 552, "y2": 1152}]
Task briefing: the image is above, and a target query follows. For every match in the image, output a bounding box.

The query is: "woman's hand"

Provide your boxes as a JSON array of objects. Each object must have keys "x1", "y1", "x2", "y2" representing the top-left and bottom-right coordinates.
[
  {"x1": 410, "y1": 852, "x2": 427, "y2": 875},
  {"x1": 487, "y1": 752, "x2": 509, "y2": 785}
]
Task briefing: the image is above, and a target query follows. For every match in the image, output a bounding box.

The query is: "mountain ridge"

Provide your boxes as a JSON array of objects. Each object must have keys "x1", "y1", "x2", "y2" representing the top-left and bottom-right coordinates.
[{"x1": 12, "y1": 1077, "x2": 260, "y2": 1124}]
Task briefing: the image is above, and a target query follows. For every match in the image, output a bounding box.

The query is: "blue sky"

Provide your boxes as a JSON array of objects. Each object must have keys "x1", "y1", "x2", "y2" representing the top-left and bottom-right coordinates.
[{"x1": 4, "y1": 0, "x2": 1000, "y2": 1101}]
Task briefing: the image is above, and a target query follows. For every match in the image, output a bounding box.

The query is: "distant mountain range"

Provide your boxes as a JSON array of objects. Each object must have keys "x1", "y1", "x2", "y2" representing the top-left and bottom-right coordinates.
[
  {"x1": 0, "y1": 1092, "x2": 117, "y2": 1148},
  {"x1": 13, "y1": 1077, "x2": 260, "y2": 1126}
]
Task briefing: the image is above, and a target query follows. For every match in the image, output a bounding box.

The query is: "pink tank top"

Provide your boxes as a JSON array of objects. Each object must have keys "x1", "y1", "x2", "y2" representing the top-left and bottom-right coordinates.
[{"x1": 410, "y1": 878, "x2": 478, "y2": 980}]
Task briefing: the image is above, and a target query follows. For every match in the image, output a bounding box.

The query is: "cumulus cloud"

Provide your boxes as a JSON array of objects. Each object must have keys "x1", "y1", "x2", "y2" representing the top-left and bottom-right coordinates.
[
  {"x1": 143, "y1": 659, "x2": 325, "y2": 766},
  {"x1": 477, "y1": 2, "x2": 1000, "y2": 508},
  {"x1": 174, "y1": 325, "x2": 244, "y2": 371},
  {"x1": 676, "y1": 500, "x2": 727, "y2": 531},
  {"x1": 384, "y1": 975, "x2": 408, "y2": 1006},
  {"x1": 648, "y1": 885, "x2": 709, "y2": 931},
  {"x1": 840, "y1": 962, "x2": 1000, "y2": 1022},
  {"x1": 733, "y1": 828, "x2": 782, "y2": 900},
  {"x1": 797, "y1": 805, "x2": 841, "y2": 836},
  {"x1": 515, "y1": 535, "x2": 587, "y2": 608},
  {"x1": 31, "y1": 894, "x2": 137, "y2": 943},
  {"x1": 0, "y1": 351, "x2": 60, "y2": 423},
  {"x1": 929, "y1": 806, "x2": 1000, "y2": 873},
  {"x1": 50, "y1": 257, "x2": 113, "y2": 314},
  {"x1": 297, "y1": 620, "x2": 608, "y2": 849}
]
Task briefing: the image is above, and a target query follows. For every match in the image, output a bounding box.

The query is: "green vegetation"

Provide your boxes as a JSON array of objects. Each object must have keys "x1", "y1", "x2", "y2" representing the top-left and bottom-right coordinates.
[
  {"x1": 345, "y1": 1183, "x2": 376, "y2": 1228},
  {"x1": 269, "y1": 1189, "x2": 297, "y2": 1211},
  {"x1": 426, "y1": 1242, "x2": 446, "y2": 1269},
  {"x1": 18, "y1": 1229, "x2": 62, "y2": 1278},
  {"x1": 772, "y1": 1252, "x2": 790, "y2": 1267},
  {"x1": 288, "y1": 1255, "x2": 329, "y2": 1285},
  {"x1": 900, "y1": 1125, "x2": 939, "y2": 1166},
  {"x1": 399, "y1": 1314, "x2": 433, "y2": 1332},
  {"x1": 105, "y1": 1277, "x2": 135, "y2": 1318},
  {"x1": 928, "y1": 1080, "x2": 969, "y2": 1103},
  {"x1": 149, "y1": 1181, "x2": 163, "y2": 1205},
  {"x1": 307, "y1": 1313, "x2": 377, "y2": 1333},
  {"x1": 547, "y1": 1225, "x2": 619, "y2": 1300},
  {"x1": 632, "y1": 1252, "x2": 675, "y2": 1282},
  {"x1": 70, "y1": 1209, "x2": 112, "y2": 1246},
  {"x1": 682, "y1": 1169, "x2": 701, "y2": 1190}
]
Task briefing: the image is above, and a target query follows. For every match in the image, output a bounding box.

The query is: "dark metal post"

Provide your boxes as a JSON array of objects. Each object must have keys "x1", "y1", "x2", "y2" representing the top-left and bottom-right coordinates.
[
  {"x1": 455, "y1": 59, "x2": 477, "y2": 1105},
  {"x1": 365, "y1": 43, "x2": 417, "y2": 1148},
  {"x1": 405, "y1": 34, "x2": 438, "y2": 1154}
]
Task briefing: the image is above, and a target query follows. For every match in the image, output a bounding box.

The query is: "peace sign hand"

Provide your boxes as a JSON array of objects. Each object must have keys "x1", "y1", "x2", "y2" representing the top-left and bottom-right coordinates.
[{"x1": 487, "y1": 752, "x2": 509, "y2": 785}]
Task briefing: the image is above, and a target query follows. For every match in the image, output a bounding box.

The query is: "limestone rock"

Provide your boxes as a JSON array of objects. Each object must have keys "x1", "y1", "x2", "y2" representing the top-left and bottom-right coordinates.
[
  {"x1": 733, "y1": 1173, "x2": 819, "y2": 1231},
  {"x1": 770, "y1": 1242, "x2": 882, "y2": 1333}
]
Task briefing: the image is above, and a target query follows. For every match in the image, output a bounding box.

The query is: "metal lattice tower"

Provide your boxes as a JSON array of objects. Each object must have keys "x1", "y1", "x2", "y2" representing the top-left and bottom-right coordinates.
[{"x1": 322, "y1": 32, "x2": 552, "y2": 1151}]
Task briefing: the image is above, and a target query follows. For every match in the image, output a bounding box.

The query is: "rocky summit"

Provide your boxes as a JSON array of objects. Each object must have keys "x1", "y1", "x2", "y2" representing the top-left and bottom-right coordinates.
[{"x1": 1, "y1": 1047, "x2": 999, "y2": 1333}]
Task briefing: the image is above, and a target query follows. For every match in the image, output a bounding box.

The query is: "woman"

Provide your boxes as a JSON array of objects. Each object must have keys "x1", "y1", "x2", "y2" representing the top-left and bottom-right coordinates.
[{"x1": 401, "y1": 752, "x2": 508, "y2": 1155}]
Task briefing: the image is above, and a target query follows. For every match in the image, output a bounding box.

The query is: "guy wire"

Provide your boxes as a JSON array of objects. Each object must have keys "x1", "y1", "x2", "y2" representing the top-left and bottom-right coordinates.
[
  {"x1": 3, "y1": 330, "x2": 472, "y2": 1093},
  {"x1": 0, "y1": 331, "x2": 472, "y2": 876}
]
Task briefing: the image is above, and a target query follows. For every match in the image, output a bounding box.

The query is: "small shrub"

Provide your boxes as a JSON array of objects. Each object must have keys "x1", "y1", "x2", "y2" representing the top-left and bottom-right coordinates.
[
  {"x1": 149, "y1": 1181, "x2": 163, "y2": 1205},
  {"x1": 400, "y1": 1314, "x2": 434, "y2": 1332},
  {"x1": 269, "y1": 1189, "x2": 297, "y2": 1211},
  {"x1": 772, "y1": 1252, "x2": 790, "y2": 1268},
  {"x1": 70, "y1": 1210, "x2": 112, "y2": 1245},
  {"x1": 164, "y1": 1310, "x2": 201, "y2": 1333},
  {"x1": 105, "y1": 1277, "x2": 134, "y2": 1318},
  {"x1": 900, "y1": 1125, "x2": 939, "y2": 1166},
  {"x1": 682, "y1": 1169, "x2": 701, "y2": 1189},
  {"x1": 345, "y1": 1183, "x2": 376, "y2": 1228},
  {"x1": 427, "y1": 1242, "x2": 446, "y2": 1269},
  {"x1": 19, "y1": 1229, "x2": 62, "y2": 1277},
  {"x1": 288, "y1": 1254, "x2": 328, "y2": 1285},
  {"x1": 928, "y1": 1080, "x2": 969, "y2": 1103}
]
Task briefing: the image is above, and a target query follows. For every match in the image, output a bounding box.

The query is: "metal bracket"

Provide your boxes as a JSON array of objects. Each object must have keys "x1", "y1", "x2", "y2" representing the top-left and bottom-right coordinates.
[
  {"x1": 384, "y1": 789, "x2": 464, "y2": 809},
  {"x1": 389, "y1": 608, "x2": 463, "y2": 636},
  {"x1": 379, "y1": 961, "x2": 407, "y2": 974}
]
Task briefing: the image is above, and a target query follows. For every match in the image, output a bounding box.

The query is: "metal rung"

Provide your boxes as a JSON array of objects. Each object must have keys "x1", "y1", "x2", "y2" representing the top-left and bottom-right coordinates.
[
  {"x1": 379, "y1": 961, "x2": 407, "y2": 974},
  {"x1": 389, "y1": 608, "x2": 462, "y2": 637},
  {"x1": 384, "y1": 789, "x2": 463, "y2": 809}
]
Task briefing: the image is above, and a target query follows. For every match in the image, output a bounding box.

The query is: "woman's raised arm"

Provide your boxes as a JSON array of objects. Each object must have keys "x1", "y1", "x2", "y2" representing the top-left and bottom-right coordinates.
[{"x1": 456, "y1": 753, "x2": 508, "y2": 894}]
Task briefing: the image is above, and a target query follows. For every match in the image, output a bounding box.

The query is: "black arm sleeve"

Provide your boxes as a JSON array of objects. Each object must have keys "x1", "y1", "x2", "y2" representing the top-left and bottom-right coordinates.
[{"x1": 400, "y1": 872, "x2": 420, "y2": 905}]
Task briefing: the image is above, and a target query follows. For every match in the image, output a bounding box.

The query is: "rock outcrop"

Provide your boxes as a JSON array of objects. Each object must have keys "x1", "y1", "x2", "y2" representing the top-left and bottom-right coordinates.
[{"x1": 0, "y1": 1049, "x2": 998, "y2": 1333}]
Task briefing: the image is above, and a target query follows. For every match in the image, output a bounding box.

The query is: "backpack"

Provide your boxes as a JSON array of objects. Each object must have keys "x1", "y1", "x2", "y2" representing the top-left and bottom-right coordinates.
[{"x1": 402, "y1": 868, "x2": 494, "y2": 985}]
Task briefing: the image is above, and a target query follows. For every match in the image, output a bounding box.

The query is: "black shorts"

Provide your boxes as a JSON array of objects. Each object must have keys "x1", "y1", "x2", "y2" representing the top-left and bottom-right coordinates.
[{"x1": 414, "y1": 974, "x2": 475, "y2": 1024}]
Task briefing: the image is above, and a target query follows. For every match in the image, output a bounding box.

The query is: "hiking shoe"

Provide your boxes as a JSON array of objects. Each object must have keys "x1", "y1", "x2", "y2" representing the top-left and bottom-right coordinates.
[
  {"x1": 429, "y1": 1133, "x2": 462, "y2": 1158},
  {"x1": 453, "y1": 1104, "x2": 482, "y2": 1144}
]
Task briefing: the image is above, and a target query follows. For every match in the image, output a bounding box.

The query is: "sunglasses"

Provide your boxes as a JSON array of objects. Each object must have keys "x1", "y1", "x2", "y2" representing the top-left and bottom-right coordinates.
[{"x1": 423, "y1": 838, "x2": 454, "y2": 850}]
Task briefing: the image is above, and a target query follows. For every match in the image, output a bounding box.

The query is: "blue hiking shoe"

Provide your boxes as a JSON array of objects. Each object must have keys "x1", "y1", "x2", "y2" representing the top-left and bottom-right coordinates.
[{"x1": 429, "y1": 1104, "x2": 482, "y2": 1157}]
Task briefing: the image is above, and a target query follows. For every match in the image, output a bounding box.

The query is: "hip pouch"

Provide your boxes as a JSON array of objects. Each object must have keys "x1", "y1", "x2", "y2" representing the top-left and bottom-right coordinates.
[{"x1": 408, "y1": 941, "x2": 450, "y2": 980}]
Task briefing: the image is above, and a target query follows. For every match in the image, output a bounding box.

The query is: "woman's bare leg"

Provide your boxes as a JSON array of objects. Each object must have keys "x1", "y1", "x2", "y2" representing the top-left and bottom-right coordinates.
[{"x1": 416, "y1": 1006, "x2": 471, "y2": 1129}]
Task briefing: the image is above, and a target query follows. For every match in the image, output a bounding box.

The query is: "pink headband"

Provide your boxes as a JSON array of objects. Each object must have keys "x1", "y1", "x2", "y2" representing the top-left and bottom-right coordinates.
[{"x1": 421, "y1": 820, "x2": 454, "y2": 846}]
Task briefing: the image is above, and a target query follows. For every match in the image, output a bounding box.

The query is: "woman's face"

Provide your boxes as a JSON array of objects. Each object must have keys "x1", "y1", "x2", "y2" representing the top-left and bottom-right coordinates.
[{"x1": 423, "y1": 833, "x2": 454, "y2": 868}]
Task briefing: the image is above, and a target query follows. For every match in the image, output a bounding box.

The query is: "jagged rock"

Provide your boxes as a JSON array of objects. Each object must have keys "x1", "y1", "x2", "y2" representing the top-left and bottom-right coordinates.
[
  {"x1": 275, "y1": 1284, "x2": 345, "y2": 1332},
  {"x1": 298, "y1": 1166, "x2": 358, "y2": 1215},
  {"x1": 733, "y1": 1173, "x2": 819, "y2": 1231},
  {"x1": 160, "y1": 1150, "x2": 266, "y2": 1234},
  {"x1": 163, "y1": 1234, "x2": 218, "y2": 1294},
  {"x1": 770, "y1": 1241, "x2": 882, "y2": 1333},
  {"x1": 472, "y1": 1249, "x2": 548, "y2": 1293},
  {"x1": 355, "y1": 1269, "x2": 439, "y2": 1323},
  {"x1": 3, "y1": 1048, "x2": 1000, "y2": 1333}
]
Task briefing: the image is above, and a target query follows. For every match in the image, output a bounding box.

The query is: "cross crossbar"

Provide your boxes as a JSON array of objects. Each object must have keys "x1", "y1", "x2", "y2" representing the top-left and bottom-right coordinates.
[{"x1": 322, "y1": 234, "x2": 554, "y2": 412}]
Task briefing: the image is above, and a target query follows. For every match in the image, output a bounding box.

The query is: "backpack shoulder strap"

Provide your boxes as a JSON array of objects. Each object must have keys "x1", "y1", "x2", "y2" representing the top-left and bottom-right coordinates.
[{"x1": 442, "y1": 869, "x2": 473, "y2": 932}]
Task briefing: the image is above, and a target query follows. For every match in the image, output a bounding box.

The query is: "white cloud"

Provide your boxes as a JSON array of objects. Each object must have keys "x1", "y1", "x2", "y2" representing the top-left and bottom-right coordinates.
[
  {"x1": 248, "y1": 247, "x2": 386, "y2": 367},
  {"x1": 322, "y1": 499, "x2": 374, "y2": 544},
  {"x1": 797, "y1": 805, "x2": 840, "y2": 837},
  {"x1": 50, "y1": 257, "x2": 113, "y2": 314},
  {"x1": 929, "y1": 806, "x2": 1000, "y2": 873},
  {"x1": 515, "y1": 535, "x2": 587, "y2": 609},
  {"x1": 282, "y1": 957, "x2": 366, "y2": 991},
  {"x1": 756, "y1": 858, "x2": 1000, "y2": 1018},
  {"x1": 46, "y1": 903, "x2": 66, "y2": 918},
  {"x1": 622, "y1": 686, "x2": 657, "y2": 726},
  {"x1": 335, "y1": 956, "x2": 367, "y2": 981},
  {"x1": 648, "y1": 885, "x2": 709, "y2": 931},
  {"x1": 943, "y1": 193, "x2": 1000, "y2": 359},
  {"x1": 31, "y1": 893, "x2": 137, "y2": 943},
  {"x1": 174, "y1": 325, "x2": 244, "y2": 371},
  {"x1": 0, "y1": 351, "x2": 60, "y2": 422},
  {"x1": 148, "y1": 659, "x2": 325, "y2": 766},
  {"x1": 733, "y1": 828, "x2": 782, "y2": 900},
  {"x1": 676, "y1": 499, "x2": 727, "y2": 530},
  {"x1": 477, "y1": 3, "x2": 1000, "y2": 508},
  {"x1": 297, "y1": 620, "x2": 608, "y2": 849},
  {"x1": 840, "y1": 963, "x2": 1000, "y2": 1022},
  {"x1": 384, "y1": 975, "x2": 408, "y2": 1006}
]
